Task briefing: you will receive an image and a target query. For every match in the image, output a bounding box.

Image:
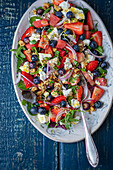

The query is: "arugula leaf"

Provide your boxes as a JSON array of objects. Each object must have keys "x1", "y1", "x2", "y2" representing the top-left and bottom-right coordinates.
[
  {"x1": 50, "y1": 80, "x2": 54, "y2": 84},
  {"x1": 29, "y1": 16, "x2": 41, "y2": 24},
  {"x1": 17, "y1": 80, "x2": 28, "y2": 90},
  {"x1": 76, "y1": 6, "x2": 88, "y2": 14},
  {"x1": 30, "y1": 40, "x2": 37, "y2": 44},
  {"x1": 57, "y1": 61, "x2": 61, "y2": 66},
  {"x1": 46, "y1": 122, "x2": 50, "y2": 128},
  {"x1": 55, "y1": 50, "x2": 60, "y2": 56},
  {"x1": 43, "y1": 7, "x2": 51, "y2": 14},
  {"x1": 51, "y1": 123, "x2": 58, "y2": 134},
  {"x1": 95, "y1": 46, "x2": 103, "y2": 55},
  {"x1": 98, "y1": 67, "x2": 107, "y2": 74},
  {"x1": 27, "y1": 102, "x2": 34, "y2": 115},
  {"x1": 32, "y1": 47, "x2": 39, "y2": 57},
  {"x1": 82, "y1": 68, "x2": 86, "y2": 72},
  {"x1": 22, "y1": 99, "x2": 27, "y2": 106},
  {"x1": 91, "y1": 23, "x2": 98, "y2": 33},
  {"x1": 10, "y1": 45, "x2": 26, "y2": 59},
  {"x1": 64, "y1": 49, "x2": 69, "y2": 54}
]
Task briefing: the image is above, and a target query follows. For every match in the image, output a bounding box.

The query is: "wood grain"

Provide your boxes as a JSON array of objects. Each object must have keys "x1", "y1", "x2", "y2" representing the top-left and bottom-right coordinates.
[{"x1": 0, "y1": 0, "x2": 113, "y2": 169}]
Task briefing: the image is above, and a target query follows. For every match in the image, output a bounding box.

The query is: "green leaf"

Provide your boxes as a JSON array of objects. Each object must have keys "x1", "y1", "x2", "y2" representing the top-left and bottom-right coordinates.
[
  {"x1": 51, "y1": 123, "x2": 58, "y2": 134},
  {"x1": 98, "y1": 67, "x2": 107, "y2": 74},
  {"x1": 11, "y1": 45, "x2": 26, "y2": 59},
  {"x1": 82, "y1": 68, "x2": 86, "y2": 72},
  {"x1": 73, "y1": 60, "x2": 79, "y2": 67},
  {"x1": 30, "y1": 40, "x2": 37, "y2": 44},
  {"x1": 22, "y1": 99, "x2": 27, "y2": 106},
  {"x1": 91, "y1": 23, "x2": 98, "y2": 33},
  {"x1": 17, "y1": 80, "x2": 28, "y2": 90},
  {"x1": 64, "y1": 49, "x2": 69, "y2": 54},
  {"x1": 69, "y1": 118, "x2": 79, "y2": 122},
  {"x1": 50, "y1": 80, "x2": 54, "y2": 84},
  {"x1": 55, "y1": 50, "x2": 60, "y2": 56},
  {"x1": 46, "y1": 122, "x2": 50, "y2": 128},
  {"x1": 95, "y1": 46, "x2": 103, "y2": 55},
  {"x1": 30, "y1": 69, "x2": 39, "y2": 75},
  {"x1": 57, "y1": 61, "x2": 61, "y2": 66},
  {"x1": 77, "y1": 6, "x2": 88, "y2": 14},
  {"x1": 43, "y1": 7, "x2": 51, "y2": 14},
  {"x1": 27, "y1": 102, "x2": 34, "y2": 115},
  {"x1": 29, "y1": 16, "x2": 41, "y2": 24},
  {"x1": 67, "y1": 96, "x2": 73, "y2": 105},
  {"x1": 32, "y1": 47, "x2": 39, "y2": 57},
  {"x1": 17, "y1": 58, "x2": 23, "y2": 72},
  {"x1": 88, "y1": 45, "x2": 91, "y2": 50}
]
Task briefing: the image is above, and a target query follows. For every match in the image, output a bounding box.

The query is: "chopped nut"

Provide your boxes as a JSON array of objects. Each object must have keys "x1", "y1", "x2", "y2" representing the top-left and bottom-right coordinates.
[
  {"x1": 30, "y1": 68, "x2": 36, "y2": 74},
  {"x1": 26, "y1": 49, "x2": 31, "y2": 54},
  {"x1": 52, "y1": 48, "x2": 57, "y2": 52},
  {"x1": 54, "y1": 5, "x2": 61, "y2": 11},
  {"x1": 44, "y1": 91, "x2": 49, "y2": 98},
  {"x1": 90, "y1": 106, "x2": 96, "y2": 112},
  {"x1": 44, "y1": 79, "x2": 49, "y2": 85},
  {"x1": 81, "y1": 61, "x2": 87, "y2": 69},
  {"x1": 31, "y1": 87, "x2": 38, "y2": 92},
  {"x1": 54, "y1": 82, "x2": 61, "y2": 88},
  {"x1": 19, "y1": 40, "x2": 25, "y2": 46},
  {"x1": 32, "y1": 52, "x2": 37, "y2": 55},
  {"x1": 37, "y1": 91, "x2": 43, "y2": 96},
  {"x1": 37, "y1": 95, "x2": 42, "y2": 100},
  {"x1": 43, "y1": 3, "x2": 50, "y2": 8},
  {"x1": 74, "y1": 68, "x2": 80, "y2": 74},
  {"x1": 54, "y1": 105, "x2": 60, "y2": 110},
  {"x1": 38, "y1": 82, "x2": 46, "y2": 91},
  {"x1": 32, "y1": 9, "x2": 37, "y2": 15}
]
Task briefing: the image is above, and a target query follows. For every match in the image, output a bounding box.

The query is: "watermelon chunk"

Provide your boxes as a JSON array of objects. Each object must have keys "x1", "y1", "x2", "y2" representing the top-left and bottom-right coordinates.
[
  {"x1": 33, "y1": 19, "x2": 49, "y2": 28},
  {"x1": 56, "y1": 39, "x2": 66, "y2": 49},
  {"x1": 49, "y1": 14, "x2": 61, "y2": 27}
]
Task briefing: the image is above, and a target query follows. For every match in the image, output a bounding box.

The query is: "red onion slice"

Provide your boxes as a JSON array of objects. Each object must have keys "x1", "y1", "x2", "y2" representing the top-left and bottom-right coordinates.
[
  {"x1": 59, "y1": 70, "x2": 73, "y2": 81},
  {"x1": 66, "y1": 43, "x2": 77, "y2": 60},
  {"x1": 15, "y1": 72, "x2": 21, "y2": 85},
  {"x1": 56, "y1": 108, "x2": 68, "y2": 123},
  {"x1": 81, "y1": 73, "x2": 89, "y2": 101},
  {"x1": 87, "y1": 49, "x2": 105, "y2": 58},
  {"x1": 56, "y1": 17, "x2": 67, "y2": 26},
  {"x1": 66, "y1": 35, "x2": 77, "y2": 44},
  {"x1": 21, "y1": 73, "x2": 38, "y2": 87}
]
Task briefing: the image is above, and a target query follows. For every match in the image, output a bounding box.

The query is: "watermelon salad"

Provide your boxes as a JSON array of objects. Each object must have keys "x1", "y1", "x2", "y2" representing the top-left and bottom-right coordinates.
[{"x1": 11, "y1": 0, "x2": 109, "y2": 130}]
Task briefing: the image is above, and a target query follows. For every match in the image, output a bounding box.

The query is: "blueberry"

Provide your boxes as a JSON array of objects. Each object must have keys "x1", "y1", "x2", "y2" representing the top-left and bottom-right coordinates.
[
  {"x1": 65, "y1": 29, "x2": 72, "y2": 35},
  {"x1": 33, "y1": 76, "x2": 40, "y2": 84},
  {"x1": 29, "y1": 62, "x2": 36, "y2": 69},
  {"x1": 60, "y1": 100, "x2": 66, "y2": 107},
  {"x1": 36, "y1": 28, "x2": 42, "y2": 34},
  {"x1": 49, "y1": 40, "x2": 57, "y2": 48},
  {"x1": 30, "y1": 107, "x2": 38, "y2": 115},
  {"x1": 58, "y1": 68, "x2": 65, "y2": 76},
  {"x1": 58, "y1": 28, "x2": 64, "y2": 35},
  {"x1": 100, "y1": 62, "x2": 109, "y2": 69},
  {"x1": 92, "y1": 70, "x2": 100, "y2": 77},
  {"x1": 37, "y1": 8, "x2": 44, "y2": 15},
  {"x1": 47, "y1": 95, "x2": 53, "y2": 102},
  {"x1": 73, "y1": 44, "x2": 80, "y2": 52},
  {"x1": 66, "y1": 11, "x2": 73, "y2": 19},
  {"x1": 46, "y1": 84, "x2": 54, "y2": 90},
  {"x1": 24, "y1": 37, "x2": 30, "y2": 43},
  {"x1": 96, "y1": 57, "x2": 105, "y2": 62},
  {"x1": 38, "y1": 107, "x2": 46, "y2": 114},
  {"x1": 90, "y1": 41, "x2": 98, "y2": 49},
  {"x1": 79, "y1": 34, "x2": 85, "y2": 41},
  {"x1": 82, "y1": 102, "x2": 90, "y2": 110},
  {"x1": 35, "y1": 102, "x2": 39, "y2": 107},
  {"x1": 94, "y1": 101, "x2": 103, "y2": 109},
  {"x1": 43, "y1": 66, "x2": 50, "y2": 73},
  {"x1": 55, "y1": 11, "x2": 63, "y2": 18},
  {"x1": 31, "y1": 55, "x2": 37, "y2": 62},
  {"x1": 61, "y1": 35, "x2": 69, "y2": 42}
]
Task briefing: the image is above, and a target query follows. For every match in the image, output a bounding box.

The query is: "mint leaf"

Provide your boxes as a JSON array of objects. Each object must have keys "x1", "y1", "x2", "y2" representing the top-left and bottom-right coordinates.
[
  {"x1": 30, "y1": 40, "x2": 37, "y2": 44},
  {"x1": 17, "y1": 80, "x2": 28, "y2": 90},
  {"x1": 17, "y1": 58, "x2": 23, "y2": 72}
]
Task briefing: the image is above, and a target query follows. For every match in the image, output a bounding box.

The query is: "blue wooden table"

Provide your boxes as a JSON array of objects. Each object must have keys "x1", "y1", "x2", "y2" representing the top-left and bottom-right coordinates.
[{"x1": 0, "y1": 0, "x2": 113, "y2": 169}]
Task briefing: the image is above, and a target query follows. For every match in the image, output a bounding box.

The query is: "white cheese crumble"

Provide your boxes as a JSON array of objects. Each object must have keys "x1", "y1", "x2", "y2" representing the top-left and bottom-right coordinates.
[
  {"x1": 83, "y1": 39, "x2": 91, "y2": 46},
  {"x1": 59, "y1": 1, "x2": 70, "y2": 10},
  {"x1": 71, "y1": 99, "x2": 80, "y2": 108},
  {"x1": 63, "y1": 89, "x2": 72, "y2": 97},
  {"x1": 64, "y1": 58, "x2": 72, "y2": 70},
  {"x1": 44, "y1": 91, "x2": 49, "y2": 98},
  {"x1": 39, "y1": 53, "x2": 52, "y2": 64},
  {"x1": 39, "y1": 71, "x2": 46, "y2": 82},
  {"x1": 38, "y1": 114, "x2": 48, "y2": 124},
  {"x1": 86, "y1": 54, "x2": 95, "y2": 63},
  {"x1": 19, "y1": 61, "x2": 29, "y2": 73},
  {"x1": 49, "y1": 57, "x2": 59, "y2": 67},
  {"x1": 47, "y1": 27, "x2": 58, "y2": 40},
  {"x1": 29, "y1": 33, "x2": 40, "y2": 42}
]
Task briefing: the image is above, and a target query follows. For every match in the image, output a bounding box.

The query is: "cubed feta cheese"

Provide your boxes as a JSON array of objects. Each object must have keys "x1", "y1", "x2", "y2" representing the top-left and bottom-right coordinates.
[
  {"x1": 83, "y1": 39, "x2": 90, "y2": 46},
  {"x1": 86, "y1": 54, "x2": 95, "y2": 63},
  {"x1": 63, "y1": 89, "x2": 72, "y2": 97},
  {"x1": 38, "y1": 114, "x2": 48, "y2": 124},
  {"x1": 59, "y1": 1, "x2": 70, "y2": 10},
  {"x1": 19, "y1": 61, "x2": 29, "y2": 73},
  {"x1": 39, "y1": 71, "x2": 46, "y2": 82},
  {"x1": 64, "y1": 58, "x2": 72, "y2": 70},
  {"x1": 49, "y1": 57, "x2": 59, "y2": 67},
  {"x1": 39, "y1": 53, "x2": 52, "y2": 64},
  {"x1": 29, "y1": 33, "x2": 40, "y2": 42},
  {"x1": 71, "y1": 99, "x2": 80, "y2": 108},
  {"x1": 47, "y1": 27, "x2": 58, "y2": 40}
]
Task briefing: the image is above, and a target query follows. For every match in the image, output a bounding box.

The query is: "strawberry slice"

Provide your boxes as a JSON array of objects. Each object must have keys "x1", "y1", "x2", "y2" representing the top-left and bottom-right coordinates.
[
  {"x1": 51, "y1": 96, "x2": 66, "y2": 105},
  {"x1": 77, "y1": 52, "x2": 85, "y2": 62},
  {"x1": 51, "y1": 108, "x2": 63, "y2": 115},
  {"x1": 83, "y1": 25, "x2": 89, "y2": 31},
  {"x1": 86, "y1": 61, "x2": 98, "y2": 72},
  {"x1": 58, "y1": 49, "x2": 66, "y2": 57},
  {"x1": 38, "y1": 101, "x2": 50, "y2": 111},
  {"x1": 33, "y1": 19, "x2": 49, "y2": 28},
  {"x1": 56, "y1": 39, "x2": 66, "y2": 49},
  {"x1": 87, "y1": 11, "x2": 94, "y2": 30},
  {"x1": 38, "y1": 30, "x2": 49, "y2": 49},
  {"x1": 91, "y1": 31, "x2": 102, "y2": 46},
  {"x1": 49, "y1": 14, "x2": 61, "y2": 27},
  {"x1": 50, "y1": 113, "x2": 56, "y2": 122},
  {"x1": 21, "y1": 26, "x2": 35, "y2": 41},
  {"x1": 45, "y1": 46, "x2": 53, "y2": 57},
  {"x1": 23, "y1": 50, "x2": 32, "y2": 62},
  {"x1": 22, "y1": 71, "x2": 33, "y2": 88},
  {"x1": 53, "y1": 0, "x2": 64, "y2": 5},
  {"x1": 84, "y1": 30, "x2": 91, "y2": 39},
  {"x1": 77, "y1": 86, "x2": 83, "y2": 102},
  {"x1": 82, "y1": 71, "x2": 95, "y2": 86},
  {"x1": 91, "y1": 86, "x2": 104, "y2": 103},
  {"x1": 95, "y1": 78, "x2": 107, "y2": 86},
  {"x1": 64, "y1": 22, "x2": 83, "y2": 35},
  {"x1": 25, "y1": 41, "x2": 39, "y2": 50}
]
